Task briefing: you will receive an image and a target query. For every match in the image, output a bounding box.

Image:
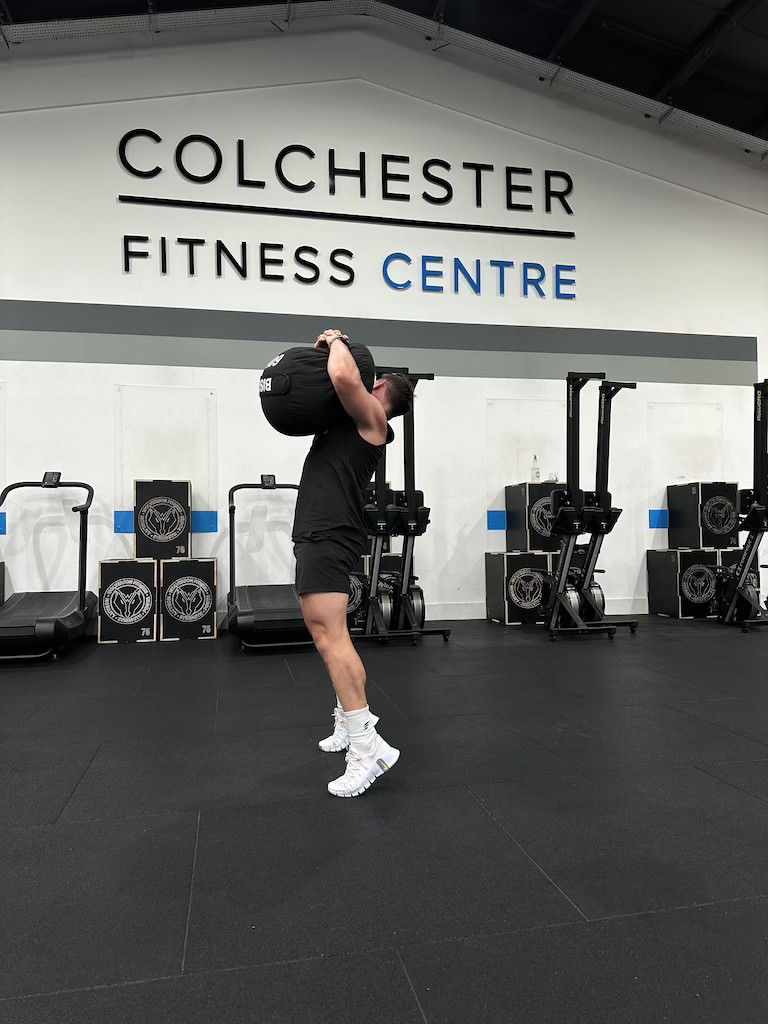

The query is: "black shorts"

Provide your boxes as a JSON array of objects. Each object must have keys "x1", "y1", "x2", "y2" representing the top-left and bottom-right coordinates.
[{"x1": 294, "y1": 532, "x2": 364, "y2": 596}]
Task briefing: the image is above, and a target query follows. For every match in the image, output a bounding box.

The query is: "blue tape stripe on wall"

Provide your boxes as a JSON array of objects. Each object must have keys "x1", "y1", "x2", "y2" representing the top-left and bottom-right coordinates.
[
  {"x1": 487, "y1": 510, "x2": 507, "y2": 530},
  {"x1": 114, "y1": 511, "x2": 219, "y2": 533},
  {"x1": 191, "y1": 511, "x2": 218, "y2": 533},
  {"x1": 649, "y1": 509, "x2": 669, "y2": 529},
  {"x1": 114, "y1": 511, "x2": 135, "y2": 533},
  {"x1": 0, "y1": 512, "x2": 5, "y2": 535}
]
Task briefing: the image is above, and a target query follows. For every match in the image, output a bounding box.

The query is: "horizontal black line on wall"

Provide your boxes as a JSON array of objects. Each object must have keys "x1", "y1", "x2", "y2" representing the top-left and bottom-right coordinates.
[{"x1": 117, "y1": 195, "x2": 576, "y2": 239}]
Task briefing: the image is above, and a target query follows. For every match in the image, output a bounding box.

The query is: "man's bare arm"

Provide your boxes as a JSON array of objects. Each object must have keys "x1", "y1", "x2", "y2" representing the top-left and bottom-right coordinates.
[{"x1": 316, "y1": 330, "x2": 387, "y2": 444}]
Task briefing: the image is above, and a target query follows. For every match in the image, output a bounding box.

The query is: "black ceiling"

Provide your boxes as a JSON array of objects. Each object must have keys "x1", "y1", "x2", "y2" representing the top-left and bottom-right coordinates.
[{"x1": 3, "y1": 0, "x2": 768, "y2": 143}]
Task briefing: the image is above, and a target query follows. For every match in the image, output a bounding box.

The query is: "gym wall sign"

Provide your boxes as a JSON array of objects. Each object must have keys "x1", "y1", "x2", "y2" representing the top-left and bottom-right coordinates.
[{"x1": 118, "y1": 130, "x2": 577, "y2": 301}]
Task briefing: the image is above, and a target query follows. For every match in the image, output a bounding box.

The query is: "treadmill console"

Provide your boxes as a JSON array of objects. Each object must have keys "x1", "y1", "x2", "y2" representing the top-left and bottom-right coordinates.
[
  {"x1": 42, "y1": 472, "x2": 61, "y2": 487},
  {"x1": 261, "y1": 475, "x2": 277, "y2": 489}
]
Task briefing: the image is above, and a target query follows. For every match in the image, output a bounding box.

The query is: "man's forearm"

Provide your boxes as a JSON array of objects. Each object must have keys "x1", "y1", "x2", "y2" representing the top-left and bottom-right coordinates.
[{"x1": 326, "y1": 336, "x2": 361, "y2": 389}]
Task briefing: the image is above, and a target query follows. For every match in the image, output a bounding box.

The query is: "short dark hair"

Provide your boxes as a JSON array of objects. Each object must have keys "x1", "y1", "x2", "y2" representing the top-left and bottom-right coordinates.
[{"x1": 381, "y1": 373, "x2": 414, "y2": 419}]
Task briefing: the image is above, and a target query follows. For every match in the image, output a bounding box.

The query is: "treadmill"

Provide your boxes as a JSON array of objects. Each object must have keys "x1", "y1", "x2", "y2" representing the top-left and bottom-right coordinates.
[
  {"x1": 226, "y1": 476, "x2": 312, "y2": 649},
  {"x1": 0, "y1": 472, "x2": 98, "y2": 660}
]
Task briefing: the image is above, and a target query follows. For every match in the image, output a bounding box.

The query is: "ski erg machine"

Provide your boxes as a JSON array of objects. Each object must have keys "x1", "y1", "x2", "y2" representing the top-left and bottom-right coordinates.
[
  {"x1": 0, "y1": 473, "x2": 98, "y2": 660},
  {"x1": 358, "y1": 368, "x2": 450, "y2": 644},
  {"x1": 717, "y1": 378, "x2": 768, "y2": 631},
  {"x1": 545, "y1": 372, "x2": 639, "y2": 640}
]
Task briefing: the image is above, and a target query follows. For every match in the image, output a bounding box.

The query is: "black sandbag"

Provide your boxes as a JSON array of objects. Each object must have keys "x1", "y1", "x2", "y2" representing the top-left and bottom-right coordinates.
[{"x1": 259, "y1": 342, "x2": 376, "y2": 436}]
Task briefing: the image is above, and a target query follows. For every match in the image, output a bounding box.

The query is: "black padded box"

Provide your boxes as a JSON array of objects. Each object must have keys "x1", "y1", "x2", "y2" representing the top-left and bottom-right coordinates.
[
  {"x1": 98, "y1": 558, "x2": 157, "y2": 644},
  {"x1": 667, "y1": 482, "x2": 739, "y2": 549},
  {"x1": 647, "y1": 548, "x2": 719, "y2": 618},
  {"x1": 504, "y1": 483, "x2": 560, "y2": 553},
  {"x1": 159, "y1": 558, "x2": 217, "y2": 641},
  {"x1": 134, "y1": 479, "x2": 192, "y2": 560},
  {"x1": 486, "y1": 551, "x2": 551, "y2": 625}
]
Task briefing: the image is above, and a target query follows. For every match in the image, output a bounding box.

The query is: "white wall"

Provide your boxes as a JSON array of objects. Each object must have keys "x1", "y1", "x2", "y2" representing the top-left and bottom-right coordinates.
[{"x1": 1, "y1": 22, "x2": 767, "y2": 619}]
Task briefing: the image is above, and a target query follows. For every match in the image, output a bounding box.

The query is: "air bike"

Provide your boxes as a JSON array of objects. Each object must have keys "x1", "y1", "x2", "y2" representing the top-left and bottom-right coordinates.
[
  {"x1": 0, "y1": 472, "x2": 98, "y2": 660},
  {"x1": 545, "y1": 372, "x2": 639, "y2": 641},
  {"x1": 716, "y1": 378, "x2": 768, "y2": 632},
  {"x1": 358, "y1": 367, "x2": 450, "y2": 645}
]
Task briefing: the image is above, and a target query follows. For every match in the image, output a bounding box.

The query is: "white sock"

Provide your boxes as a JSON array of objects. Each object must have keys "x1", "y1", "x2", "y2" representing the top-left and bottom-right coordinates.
[{"x1": 345, "y1": 706, "x2": 380, "y2": 755}]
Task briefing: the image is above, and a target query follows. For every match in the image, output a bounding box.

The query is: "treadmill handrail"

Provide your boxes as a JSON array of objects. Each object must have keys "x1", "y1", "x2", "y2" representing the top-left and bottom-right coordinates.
[
  {"x1": 0, "y1": 478, "x2": 94, "y2": 613},
  {"x1": 228, "y1": 481, "x2": 300, "y2": 600},
  {"x1": 0, "y1": 480, "x2": 94, "y2": 512}
]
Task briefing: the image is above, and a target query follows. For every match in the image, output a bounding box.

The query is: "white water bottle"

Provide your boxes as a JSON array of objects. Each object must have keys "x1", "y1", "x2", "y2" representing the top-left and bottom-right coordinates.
[{"x1": 531, "y1": 454, "x2": 540, "y2": 482}]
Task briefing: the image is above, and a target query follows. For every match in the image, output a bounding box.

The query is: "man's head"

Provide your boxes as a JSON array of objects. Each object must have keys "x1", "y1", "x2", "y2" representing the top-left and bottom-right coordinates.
[{"x1": 373, "y1": 373, "x2": 414, "y2": 420}]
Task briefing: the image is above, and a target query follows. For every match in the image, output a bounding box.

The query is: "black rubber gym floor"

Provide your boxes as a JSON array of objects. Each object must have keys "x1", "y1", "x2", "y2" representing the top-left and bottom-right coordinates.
[{"x1": 2, "y1": 616, "x2": 768, "y2": 1022}]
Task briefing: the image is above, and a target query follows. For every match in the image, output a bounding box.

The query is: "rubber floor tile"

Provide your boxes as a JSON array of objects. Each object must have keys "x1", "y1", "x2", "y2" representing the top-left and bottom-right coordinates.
[
  {"x1": 400, "y1": 897, "x2": 768, "y2": 1024},
  {"x1": 0, "y1": 812, "x2": 197, "y2": 998},
  {"x1": 471, "y1": 767, "x2": 768, "y2": 917},
  {"x1": 6, "y1": 691, "x2": 219, "y2": 744},
  {"x1": 182, "y1": 788, "x2": 582, "y2": 972},
  {"x1": 59, "y1": 732, "x2": 327, "y2": 821},
  {"x1": 0, "y1": 741, "x2": 100, "y2": 825},
  {"x1": 0, "y1": 950, "x2": 424, "y2": 1024}
]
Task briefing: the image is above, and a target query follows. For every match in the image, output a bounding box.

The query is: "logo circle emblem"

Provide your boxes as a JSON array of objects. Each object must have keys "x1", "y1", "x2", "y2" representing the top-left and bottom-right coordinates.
[
  {"x1": 348, "y1": 574, "x2": 365, "y2": 614},
  {"x1": 702, "y1": 496, "x2": 737, "y2": 535},
  {"x1": 103, "y1": 578, "x2": 153, "y2": 625},
  {"x1": 529, "y1": 497, "x2": 554, "y2": 538},
  {"x1": 508, "y1": 568, "x2": 545, "y2": 610},
  {"x1": 137, "y1": 496, "x2": 187, "y2": 544},
  {"x1": 164, "y1": 576, "x2": 213, "y2": 622},
  {"x1": 680, "y1": 564, "x2": 716, "y2": 604}
]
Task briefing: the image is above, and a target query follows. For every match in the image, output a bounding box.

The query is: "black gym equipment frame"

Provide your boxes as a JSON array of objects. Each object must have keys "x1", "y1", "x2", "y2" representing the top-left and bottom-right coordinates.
[
  {"x1": 358, "y1": 367, "x2": 450, "y2": 644},
  {"x1": 0, "y1": 473, "x2": 97, "y2": 660},
  {"x1": 717, "y1": 378, "x2": 768, "y2": 631},
  {"x1": 545, "y1": 372, "x2": 638, "y2": 640},
  {"x1": 226, "y1": 477, "x2": 312, "y2": 649}
]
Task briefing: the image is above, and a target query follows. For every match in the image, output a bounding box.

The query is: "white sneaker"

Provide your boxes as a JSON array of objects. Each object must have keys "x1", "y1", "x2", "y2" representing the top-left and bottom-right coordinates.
[
  {"x1": 318, "y1": 707, "x2": 349, "y2": 753},
  {"x1": 327, "y1": 735, "x2": 400, "y2": 798}
]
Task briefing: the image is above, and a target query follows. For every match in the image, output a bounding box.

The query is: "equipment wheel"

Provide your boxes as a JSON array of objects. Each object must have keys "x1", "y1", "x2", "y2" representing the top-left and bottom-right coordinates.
[
  {"x1": 408, "y1": 585, "x2": 426, "y2": 629},
  {"x1": 378, "y1": 592, "x2": 394, "y2": 631},
  {"x1": 580, "y1": 581, "x2": 605, "y2": 622}
]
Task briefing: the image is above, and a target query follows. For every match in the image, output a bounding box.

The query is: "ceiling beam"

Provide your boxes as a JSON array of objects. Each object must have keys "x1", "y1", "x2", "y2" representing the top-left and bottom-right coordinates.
[
  {"x1": 545, "y1": 0, "x2": 602, "y2": 62},
  {"x1": 653, "y1": 0, "x2": 767, "y2": 101}
]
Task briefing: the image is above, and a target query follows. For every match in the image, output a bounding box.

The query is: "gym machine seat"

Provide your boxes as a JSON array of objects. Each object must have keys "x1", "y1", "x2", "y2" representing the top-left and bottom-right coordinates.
[{"x1": 0, "y1": 473, "x2": 98, "y2": 660}]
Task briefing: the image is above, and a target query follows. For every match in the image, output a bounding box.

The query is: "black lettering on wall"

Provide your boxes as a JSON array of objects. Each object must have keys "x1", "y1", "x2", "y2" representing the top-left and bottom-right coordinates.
[
  {"x1": 122, "y1": 235, "x2": 150, "y2": 271},
  {"x1": 422, "y1": 158, "x2": 453, "y2": 205},
  {"x1": 381, "y1": 154, "x2": 410, "y2": 201},
  {"x1": 505, "y1": 166, "x2": 534, "y2": 211},
  {"x1": 175, "y1": 135, "x2": 223, "y2": 184},
  {"x1": 329, "y1": 150, "x2": 366, "y2": 198},
  {"x1": 294, "y1": 246, "x2": 320, "y2": 284},
  {"x1": 118, "y1": 129, "x2": 162, "y2": 179},
  {"x1": 544, "y1": 170, "x2": 574, "y2": 214},
  {"x1": 237, "y1": 140, "x2": 265, "y2": 189},
  {"x1": 216, "y1": 240, "x2": 248, "y2": 278},
  {"x1": 462, "y1": 162, "x2": 494, "y2": 208},
  {"x1": 260, "y1": 242, "x2": 285, "y2": 281},
  {"x1": 275, "y1": 145, "x2": 316, "y2": 193},
  {"x1": 329, "y1": 248, "x2": 355, "y2": 286},
  {"x1": 176, "y1": 237, "x2": 206, "y2": 275}
]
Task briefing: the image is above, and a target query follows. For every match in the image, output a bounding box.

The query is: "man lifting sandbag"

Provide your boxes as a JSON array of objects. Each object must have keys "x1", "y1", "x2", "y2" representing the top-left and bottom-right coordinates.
[{"x1": 262, "y1": 328, "x2": 413, "y2": 797}]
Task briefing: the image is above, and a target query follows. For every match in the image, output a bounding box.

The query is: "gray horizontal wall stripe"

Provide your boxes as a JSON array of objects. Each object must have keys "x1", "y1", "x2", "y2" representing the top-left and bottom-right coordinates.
[
  {"x1": 0, "y1": 331, "x2": 755, "y2": 386},
  {"x1": 0, "y1": 301, "x2": 757, "y2": 385}
]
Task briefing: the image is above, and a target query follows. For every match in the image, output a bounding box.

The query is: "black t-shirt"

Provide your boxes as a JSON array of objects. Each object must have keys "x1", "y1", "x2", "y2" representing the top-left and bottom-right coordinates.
[{"x1": 292, "y1": 418, "x2": 393, "y2": 545}]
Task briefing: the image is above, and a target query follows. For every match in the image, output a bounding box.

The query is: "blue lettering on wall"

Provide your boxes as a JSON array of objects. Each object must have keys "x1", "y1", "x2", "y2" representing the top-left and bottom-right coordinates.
[{"x1": 382, "y1": 252, "x2": 577, "y2": 299}]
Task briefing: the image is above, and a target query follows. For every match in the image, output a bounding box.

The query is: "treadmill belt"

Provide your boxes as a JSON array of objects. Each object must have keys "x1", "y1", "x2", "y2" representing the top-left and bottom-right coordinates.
[
  {"x1": 0, "y1": 591, "x2": 80, "y2": 626},
  {"x1": 235, "y1": 585, "x2": 304, "y2": 618}
]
